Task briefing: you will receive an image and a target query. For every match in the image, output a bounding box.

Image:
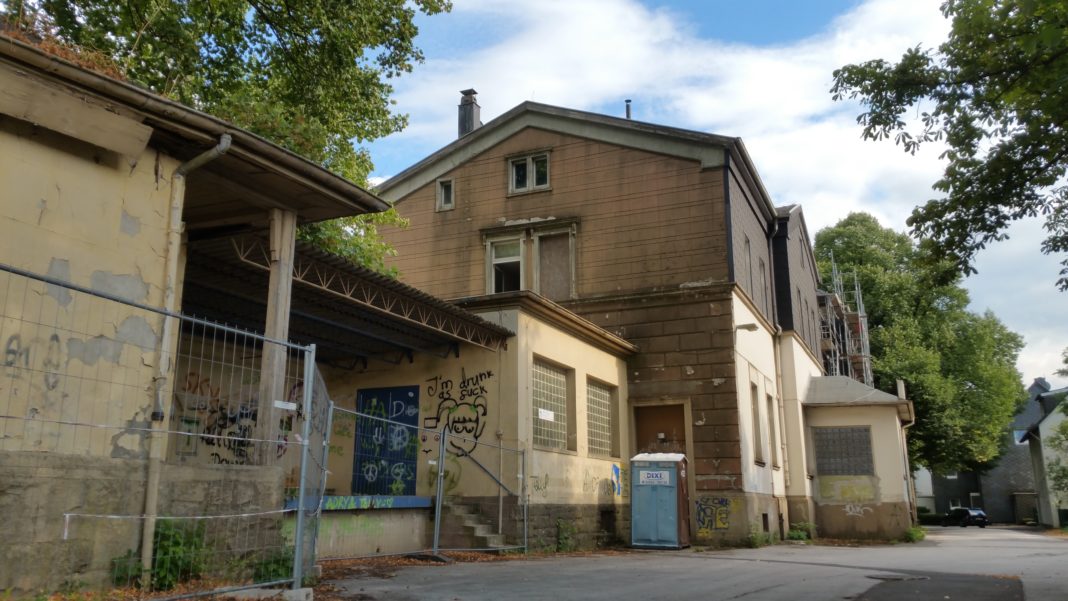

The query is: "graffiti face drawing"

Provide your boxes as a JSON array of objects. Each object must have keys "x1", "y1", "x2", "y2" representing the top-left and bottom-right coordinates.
[{"x1": 440, "y1": 395, "x2": 487, "y2": 456}]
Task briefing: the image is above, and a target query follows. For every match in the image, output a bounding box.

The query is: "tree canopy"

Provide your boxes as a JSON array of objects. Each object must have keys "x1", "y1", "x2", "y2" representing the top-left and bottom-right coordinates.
[
  {"x1": 1, "y1": 0, "x2": 447, "y2": 273},
  {"x1": 830, "y1": 0, "x2": 1068, "y2": 290},
  {"x1": 815, "y1": 213, "x2": 1026, "y2": 472}
]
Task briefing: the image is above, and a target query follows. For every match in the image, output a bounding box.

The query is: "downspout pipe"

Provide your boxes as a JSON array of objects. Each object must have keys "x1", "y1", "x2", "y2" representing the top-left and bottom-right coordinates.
[{"x1": 141, "y1": 134, "x2": 232, "y2": 587}]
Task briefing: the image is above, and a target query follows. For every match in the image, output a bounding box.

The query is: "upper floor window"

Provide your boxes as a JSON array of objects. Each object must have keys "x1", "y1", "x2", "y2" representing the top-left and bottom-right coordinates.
[
  {"x1": 436, "y1": 179, "x2": 454, "y2": 211},
  {"x1": 490, "y1": 238, "x2": 522, "y2": 293},
  {"x1": 509, "y1": 153, "x2": 550, "y2": 194}
]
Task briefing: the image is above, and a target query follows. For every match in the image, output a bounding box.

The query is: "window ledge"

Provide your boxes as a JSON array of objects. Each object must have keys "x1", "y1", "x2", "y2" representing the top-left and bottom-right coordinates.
[
  {"x1": 506, "y1": 186, "x2": 552, "y2": 198},
  {"x1": 534, "y1": 445, "x2": 578, "y2": 456},
  {"x1": 754, "y1": 460, "x2": 767, "y2": 468}
]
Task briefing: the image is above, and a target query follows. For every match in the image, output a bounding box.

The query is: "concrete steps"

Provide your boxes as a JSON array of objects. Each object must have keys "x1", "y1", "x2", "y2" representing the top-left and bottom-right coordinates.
[{"x1": 440, "y1": 499, "x2": 510, "y2": 550}]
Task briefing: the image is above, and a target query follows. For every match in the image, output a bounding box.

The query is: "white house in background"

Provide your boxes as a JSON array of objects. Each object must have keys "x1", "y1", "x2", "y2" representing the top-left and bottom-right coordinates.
[{"x1": 1027, "y1": 384, "x2": 1068, "y2": 528}]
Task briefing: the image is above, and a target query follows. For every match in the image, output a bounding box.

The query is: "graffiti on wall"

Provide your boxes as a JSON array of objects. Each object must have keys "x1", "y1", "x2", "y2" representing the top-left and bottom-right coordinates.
[
  {"x1": 3, "y1": 332, "x2": 65, "y2": 393},
  {"x1": 352, "y1": 386, "x2": 420, "y2": 496},
  {"x1": 582, "y1": 467, "x2": 617, "y2": 497},
  {"x1": 843, "y1": 503, "x2": 874, "y2": 518},
  {"x1": 695, "y1": 496, "x2": 735, "y2": 537},
  {"x1": 173, "y1": 370, "x2": 303, "y2": 465},
  {"x1": 423, "y1": 368, "x2": 494, "y2": 456}
]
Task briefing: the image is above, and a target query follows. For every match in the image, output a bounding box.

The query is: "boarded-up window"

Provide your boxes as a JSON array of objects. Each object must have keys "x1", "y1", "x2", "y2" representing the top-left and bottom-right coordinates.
[
  {"x1": 751, "y1": 383, "x2": 764, "y2": 464},
  {"x1": 537, "y1": 233, "x2": 571, "y2": 301},
  {"x1": 813, "y1": 426, "x2": 874, "y2": 476}
]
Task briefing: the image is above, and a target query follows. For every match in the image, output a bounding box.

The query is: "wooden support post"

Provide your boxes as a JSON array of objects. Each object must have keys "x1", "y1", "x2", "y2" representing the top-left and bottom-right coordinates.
[{"x1": 257, "y1": 208, "x2": 297, "y2": 464}]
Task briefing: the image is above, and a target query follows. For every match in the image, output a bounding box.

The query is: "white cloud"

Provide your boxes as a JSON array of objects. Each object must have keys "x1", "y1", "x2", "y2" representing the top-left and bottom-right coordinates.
[{"x1": 374, "y1": 0, "x2": 1065, "y2": 384}]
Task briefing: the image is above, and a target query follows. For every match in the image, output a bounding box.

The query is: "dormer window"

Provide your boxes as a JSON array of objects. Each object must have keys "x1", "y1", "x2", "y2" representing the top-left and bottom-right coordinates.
[
  {"x1": 509, "y1": 152, "x2": 550, "y2": 194},
  {"x1": 436, "y1": 179, "x2": 454, "y2": 211}
]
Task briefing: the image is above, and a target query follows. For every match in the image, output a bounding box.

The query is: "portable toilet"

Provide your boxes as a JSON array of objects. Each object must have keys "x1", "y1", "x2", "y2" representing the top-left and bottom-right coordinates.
[{"x1": 630, "y1": 453, "x2": 690, "y2": 548}]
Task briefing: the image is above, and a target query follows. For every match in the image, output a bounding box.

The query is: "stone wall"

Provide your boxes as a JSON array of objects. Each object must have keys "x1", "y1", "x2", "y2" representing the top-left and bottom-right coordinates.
[{"x1": 0, "y1": 451, "x2": 287, "y2": 595}]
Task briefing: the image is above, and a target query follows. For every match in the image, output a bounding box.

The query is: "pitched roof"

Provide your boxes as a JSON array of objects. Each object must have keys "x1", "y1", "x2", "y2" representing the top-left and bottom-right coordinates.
[{"x1": 375, "y1": 101, "x2": 777, "y2": 221}]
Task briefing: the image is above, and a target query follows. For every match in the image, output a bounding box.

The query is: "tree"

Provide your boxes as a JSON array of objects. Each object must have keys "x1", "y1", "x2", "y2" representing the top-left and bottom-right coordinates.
[
  {"x1": 1, "y1": 0, "x2": 449, "y2": 273},
  {"x1": 830, "y1": 0, "x2": 1068, "y2": 290},
  {"x1": 815, "y1": 213, "x2": 1026, "y2": 472}
]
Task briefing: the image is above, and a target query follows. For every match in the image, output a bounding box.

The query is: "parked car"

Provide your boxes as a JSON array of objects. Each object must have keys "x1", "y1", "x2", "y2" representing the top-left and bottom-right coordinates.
[{"x1": 940, "y1": 507, "x2": 989, "y2": 528}]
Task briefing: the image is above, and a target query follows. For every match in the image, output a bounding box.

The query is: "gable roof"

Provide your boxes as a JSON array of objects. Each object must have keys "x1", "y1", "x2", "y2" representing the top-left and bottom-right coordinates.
[
  {"x1": 375, "y1": 101, "x2": 777, "y2": 220},
  {"x1": 0, "y1": 34, "x2": 389, "y2": 232}
]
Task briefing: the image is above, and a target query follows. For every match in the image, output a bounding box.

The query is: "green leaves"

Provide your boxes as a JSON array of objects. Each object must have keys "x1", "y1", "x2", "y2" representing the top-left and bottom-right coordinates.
[
  {"x1": 831, "y1": 0, "x2": 1068, "y2": 290},
  {"x1": 815, "y1": 213, "x2": 1026, "y2": 472}
]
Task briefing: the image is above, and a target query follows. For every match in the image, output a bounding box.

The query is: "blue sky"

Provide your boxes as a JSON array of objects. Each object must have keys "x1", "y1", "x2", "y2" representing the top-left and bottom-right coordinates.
[{"x1": 363, "y1": 0, "x2": 1065, "y2": 386}]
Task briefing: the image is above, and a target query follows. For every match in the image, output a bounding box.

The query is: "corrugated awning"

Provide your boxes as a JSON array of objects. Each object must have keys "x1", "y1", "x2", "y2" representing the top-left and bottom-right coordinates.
[{"x1": 181, "y1": 236, "x2": 512, "y2": 367}]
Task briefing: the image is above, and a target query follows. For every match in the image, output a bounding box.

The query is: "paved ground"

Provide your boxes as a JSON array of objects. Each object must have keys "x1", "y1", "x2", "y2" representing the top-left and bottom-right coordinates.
[{"x1": 327, "y1": 526, "x2": 1067, "y2": 601}]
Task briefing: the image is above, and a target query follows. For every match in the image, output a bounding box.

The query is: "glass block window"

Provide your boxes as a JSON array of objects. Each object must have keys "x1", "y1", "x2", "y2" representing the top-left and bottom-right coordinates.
[
  {"x1": 586, "y1": 380, "x2": 615, "y2": 457},
  {"x1": 533, "y1": 361, "x2": 568, "y2": 449},
  {"x1": 813, "y1": 426, "x2": 874, "y2": 476}
]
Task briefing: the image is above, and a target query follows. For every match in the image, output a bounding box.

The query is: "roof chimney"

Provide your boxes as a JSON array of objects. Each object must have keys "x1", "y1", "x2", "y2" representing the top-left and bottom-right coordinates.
[
  {"x1": 458, "y1": 89, "x2": 481, "y2": 138},
  {"x1": 625, "y1": 99, "x2": 632, "y2": 119}
]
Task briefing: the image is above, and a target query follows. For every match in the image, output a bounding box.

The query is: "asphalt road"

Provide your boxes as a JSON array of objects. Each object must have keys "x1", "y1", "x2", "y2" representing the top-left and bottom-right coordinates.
[{"x1": 329, "y1": 526, "x2": 1067, "y2": 601}]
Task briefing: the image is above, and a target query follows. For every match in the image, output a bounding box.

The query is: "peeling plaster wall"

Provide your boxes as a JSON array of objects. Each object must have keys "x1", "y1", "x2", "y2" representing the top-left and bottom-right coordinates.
[{"x1": 0, "y1": 114, "x2": 178, "y2": 459}]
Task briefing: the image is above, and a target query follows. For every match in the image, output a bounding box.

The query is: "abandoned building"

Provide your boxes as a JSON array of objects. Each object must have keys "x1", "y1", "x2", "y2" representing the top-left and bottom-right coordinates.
[{"x1": 374, "y1": 91, "x2": 916, "y2": 542}]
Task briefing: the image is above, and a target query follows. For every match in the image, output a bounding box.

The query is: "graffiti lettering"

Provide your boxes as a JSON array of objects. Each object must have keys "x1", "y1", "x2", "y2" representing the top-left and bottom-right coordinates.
[
  {"x1": 423, "y1": 369, "x2": 494, "y2": 457},
  {"x1": 843, "y1": 503, "x2": 873, "y2": 518},
  {"x1": 530, "y1": 474, "x2": 550, "y2": 497},
  {"x1": 695, "y1": 496, "x2": 733, "y2": 536},
  {"x1": 3, "y1": 334, "x2": 29, "y2": 379}
]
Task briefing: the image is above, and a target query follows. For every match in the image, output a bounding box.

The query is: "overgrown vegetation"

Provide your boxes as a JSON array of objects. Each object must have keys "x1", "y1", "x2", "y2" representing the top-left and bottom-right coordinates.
[
  {"x1": 556, "y1": 519, "x2": 578, "y2": 552},
  {"x1": 786, "y1": 522, "x2": 816, "y2": 541},
  {"x1": 902, "y1": 526, "x2": 926, "y2": 543},
  {"x1": 745, "y1": 526, "x2": 773, "y2": 548},
  {"x1": 111, "y1": 521, "x2": 207, "y2": 591}
]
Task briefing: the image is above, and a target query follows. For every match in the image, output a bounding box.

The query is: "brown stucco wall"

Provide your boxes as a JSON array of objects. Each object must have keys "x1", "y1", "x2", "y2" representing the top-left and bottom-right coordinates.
[{"x1": 384, "y1": 127, "x2": 729, "y2": 300}]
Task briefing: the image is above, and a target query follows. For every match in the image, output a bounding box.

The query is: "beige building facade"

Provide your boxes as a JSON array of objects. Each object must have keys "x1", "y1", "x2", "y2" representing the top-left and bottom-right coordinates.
[{"x1": 377, "y1": 92, "x2": 916, "y2": 543}]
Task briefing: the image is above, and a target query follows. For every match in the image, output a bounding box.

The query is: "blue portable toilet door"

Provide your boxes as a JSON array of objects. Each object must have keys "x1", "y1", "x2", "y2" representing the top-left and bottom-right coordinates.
[{"x1": 631, "y1": 462, "x2": 680, "y2": 547}]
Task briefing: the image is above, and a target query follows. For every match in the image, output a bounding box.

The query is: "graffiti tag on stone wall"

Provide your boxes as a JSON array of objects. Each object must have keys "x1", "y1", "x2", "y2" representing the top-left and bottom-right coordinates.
[
  {"x1": 423, "y1": 368, "x2": 493, "y2": 456},
  {"x1": 352, "y1": 386, "x2": 420, "y2": 496},
  {"x1": 695, "y1": 496, "x2": 734, "y2": 537}
]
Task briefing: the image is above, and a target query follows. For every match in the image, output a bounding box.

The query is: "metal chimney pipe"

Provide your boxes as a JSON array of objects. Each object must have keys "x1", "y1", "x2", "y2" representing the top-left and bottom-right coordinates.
[
  {"x1": 458, "y1": 89, "x2": 481, "y2": 138},
  {"x1": 625, "y1": 99, "x2": 632, "y2": 119}
]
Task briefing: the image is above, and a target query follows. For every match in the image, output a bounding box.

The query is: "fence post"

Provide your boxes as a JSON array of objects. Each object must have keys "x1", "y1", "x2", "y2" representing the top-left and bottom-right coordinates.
[
  {"x1": 292, "y1": 344, "x2": 317, "y2": 589},
  {"x1": 431, "y1": 426, "x2": 448, "y2": 555}
]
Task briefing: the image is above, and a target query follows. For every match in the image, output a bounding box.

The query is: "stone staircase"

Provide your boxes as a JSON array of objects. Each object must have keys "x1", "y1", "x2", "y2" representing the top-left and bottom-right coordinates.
[{"x1": 438, "y1": 498, "x2": 510, "y2": 550}]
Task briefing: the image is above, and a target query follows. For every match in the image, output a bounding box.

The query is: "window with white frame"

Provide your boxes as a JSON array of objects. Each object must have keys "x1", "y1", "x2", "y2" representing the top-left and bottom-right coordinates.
[
  {"x1": 533, "y1": 360, "x2": 572, "y2": 450},
  {"x1": 509, "y1": 153, "x2": 550, "y2": 193},
  {"x1": 586, "y1": 379, "x2": 617, "y2": 457},
  {"x1": 436, "y1": 179, "x2": 454, "y2": 211},
  {"x1": 489, "y1": 238, "x2": 523, "y2": 293}
]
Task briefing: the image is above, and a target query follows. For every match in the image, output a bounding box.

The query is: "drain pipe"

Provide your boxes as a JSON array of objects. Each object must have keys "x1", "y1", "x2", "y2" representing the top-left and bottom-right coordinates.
[{"x1": 140, "y1": 134, "x2": 231, "y2": 586}]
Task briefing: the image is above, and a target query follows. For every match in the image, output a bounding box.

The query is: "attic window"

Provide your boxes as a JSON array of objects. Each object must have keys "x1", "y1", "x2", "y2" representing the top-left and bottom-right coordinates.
[
  {"x1": 436, "y1": 179, "x2": 454, "y2": 211},
  {"x1": 509, "y1": 153, "x2": 550, "y2": 194}
]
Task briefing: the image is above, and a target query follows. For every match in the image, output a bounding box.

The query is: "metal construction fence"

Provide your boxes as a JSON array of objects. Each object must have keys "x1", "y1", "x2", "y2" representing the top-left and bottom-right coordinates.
[
  {"x1": 0, "y1": 263, "x2": 328, "y2": 598},
  {"x1": 319, "y1": 407, "x2": 527, "y2": 560}
]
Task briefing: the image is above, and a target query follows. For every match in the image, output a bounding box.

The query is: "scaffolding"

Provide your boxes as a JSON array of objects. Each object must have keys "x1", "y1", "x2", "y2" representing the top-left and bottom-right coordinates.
[{"x1": 818, "y1": 256, "x2": 873, "y2": 387}]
